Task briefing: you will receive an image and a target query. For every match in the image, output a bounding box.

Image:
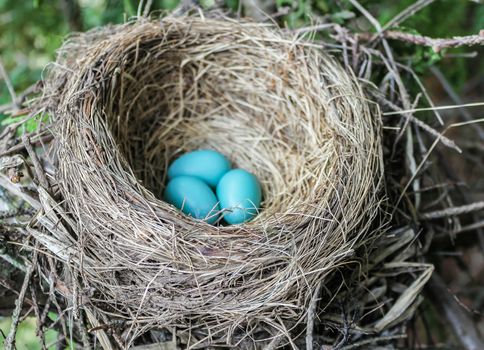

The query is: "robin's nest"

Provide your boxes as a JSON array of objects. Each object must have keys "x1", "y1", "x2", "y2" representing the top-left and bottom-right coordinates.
[{"x1": 30, "y1": 15, "x2": 390, "y2": 347}]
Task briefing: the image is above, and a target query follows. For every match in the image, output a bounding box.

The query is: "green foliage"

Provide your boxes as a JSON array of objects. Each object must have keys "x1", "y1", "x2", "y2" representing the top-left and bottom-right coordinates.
[
  {"x1": 276, "y1": 0, "x2": 310, "y2": 28},
  {"x1": 0, "y1": 0, "x2": 67, "y2": 121},
  {"x1": 199, "y1": 0, "x2": 215, "y2": 9},
  {"x1": 158, "y1": 0, "x2": 181, "y2": 10},
  {"x1": 0, "y1": 317, "x2": 59, "y2": 349},
  {"x1": 225, "y1": 0, "x2": 239, "y2": 12},
  {"x1": 273, "y1": 0, "x2": 482, "y2": 94},
  {"x1": 1, "y1": 113, "x2": 50, "y2": 136},
  {"x1": 123, "y1": 0, "x2": 136, "y2": 16},
  {"x1": 1, "y1": 0, "x2": 477, "y2": 122}
]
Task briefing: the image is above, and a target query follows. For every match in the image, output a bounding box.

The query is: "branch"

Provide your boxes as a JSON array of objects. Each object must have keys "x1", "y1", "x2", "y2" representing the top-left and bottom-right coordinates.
[
  {"x1": 358, "y1": 30, "x2": 484, "y2": 52},
  {"x1": 382, "y1": 0, "x2": 435, "y2": 31},
  {"x1": 421, "y1": 201, "x2": 484, "y2": 220},
  {"x1": 22, "y1": 135, "x2": 51, "y2": 190}
]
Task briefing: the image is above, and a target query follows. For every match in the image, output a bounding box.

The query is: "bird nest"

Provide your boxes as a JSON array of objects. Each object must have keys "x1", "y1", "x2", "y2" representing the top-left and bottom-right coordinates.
[{"x1": 23, "y1": 15, "x2": 405, "y2": 348}]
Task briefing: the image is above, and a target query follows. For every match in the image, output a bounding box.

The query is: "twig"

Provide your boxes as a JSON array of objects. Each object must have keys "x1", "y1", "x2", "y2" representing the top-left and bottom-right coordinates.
[
  {"x1": 30, "y1": 284, "x2": 47, "y2": 350},
  {"x1": 0, "y1": 59, "x2": 17, "y2": 107},
  {"x1": 430, "y1": 66, "x2": 484, "y2": 141},
  {"x1": 349, "y1": 0, "x2": 415, "y2": 149},
  {"x1": 0, "y1": 248, "x2": 27, "y2": 272},
  {"x1": 452, "y1": 220, "x2": 484, "y2": 235},
  {"x1": 0, "y1": 173, "x2": 41, "y2": 210},
  {"x1": 143, "y1": 0, "x2": 153, "y2": 17},
  {"x1": 306, "y1": 281, "x2": 322, "y2": 350},
  {"x1": 46, "y1": 257, "x2": 69, "y2": 343},
  {"x1": 339, "y1": 335, "x2": 407, "y2": 349},
  {"x1": 383, "y1": 101, "x2": 484, "y2": 116},
  {"x1": 0, "y1": 133, "x2": 53, "y2": 157},
  {"x1": 4, "y1": 246, "x2": 38, "y2": 350},
  {"x1": 421, "y1": 201, "x2": 484, "y2": 220},
  {"x1": 382, "y1": 0, "x2": 435, "y2": 31},
  {"x1": 242, "y1": 0, "x2": 274, "y2": 22},
  {"x1": 378, "y1": 97, "x2": 461, "y2": 152},
  {"x1": 426, "y1": 274, "x2": 484, "y2": 350},
  {"x1": 359, "y1": 30, "x2": 484, "y2": 52},
  {"x1": 263, "y1": 333, "x2": 284, "y2": 350},
  {"x1": 0, "y1": 82, "x2": 41, "y2": 114},
  {"x1": 22, "y1": 135, "x2": 50, "y2": 190}
]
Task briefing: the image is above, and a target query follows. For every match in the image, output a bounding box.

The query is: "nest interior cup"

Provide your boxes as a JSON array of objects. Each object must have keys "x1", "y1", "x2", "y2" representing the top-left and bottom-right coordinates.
[{"x1": 44, "y1": 15, "x2": 383, "y2": 344}]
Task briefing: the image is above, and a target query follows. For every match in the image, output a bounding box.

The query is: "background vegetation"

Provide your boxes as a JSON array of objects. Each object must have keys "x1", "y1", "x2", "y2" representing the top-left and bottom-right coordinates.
[{"x1": 1, "y1": 0, "x2": 483, "y2": 348}]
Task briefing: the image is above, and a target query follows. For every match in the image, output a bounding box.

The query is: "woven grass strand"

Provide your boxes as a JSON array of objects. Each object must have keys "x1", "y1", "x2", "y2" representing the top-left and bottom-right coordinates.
[{"x1": 39, "y1": 16, "x2": 383, "y2": 345}]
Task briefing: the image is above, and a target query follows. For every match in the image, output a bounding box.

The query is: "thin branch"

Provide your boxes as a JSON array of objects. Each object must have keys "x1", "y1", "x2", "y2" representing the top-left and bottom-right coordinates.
[
  {"x1": 453, "y1": 220, "x2": 484, "y2": 235},
  {"x1": 143, "y1": 0, "x2": 153, "y2": 17},
  {"x1": 0, "y1": 249, "x2": 27, "y2": 272},
  {"x1": 0, "y1": 82, "x2": 41, "y2": 114},
  {"x1": 4, "y1": 247, "x2": 38, "y2": 350},
  {"x1": 0, "y1": 173, "x2": 41, "y2": 210},
  {"x1": 421, "y1": 201, "x2": 484, "y2": 220},
  {"x1": 0, "y1": 59, "x2": 17, "y2": 106},
  {"x1": 339, "y1": 335, "x2": 407, "y2": 350},
  {"x1": 383, "y1": 101, "x2": 484, "y2": 116},
  {"x1": 430, "y1": 66, "x2": 484, "y2": 141},
  {"x1": 306, "y1": 281, "x2": 323, "y2": 350},
  {"x1": 378, "y1": 97, "x2": 461, "y2": 152},
  {"x1": 382, "y1": 0, "x2": 435, "y2": 31},
  {"x1": 22, "y1": 135, "x2": 50, "y2": 190},
  {"x1": 30, "y1": 284, "x2": 47, "y2": 350},
  {"x1": 359, "y1": 30, "x2": 484, "y2": 52},
  {"x1": 0, "y1": 133, "x2": 53, "y2": 157}
]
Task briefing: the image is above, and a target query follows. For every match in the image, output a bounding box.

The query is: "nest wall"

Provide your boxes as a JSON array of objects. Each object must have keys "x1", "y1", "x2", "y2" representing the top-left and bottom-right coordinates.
[{"x1": 35, "y1": 16, "x2": 384, "y2": 344}]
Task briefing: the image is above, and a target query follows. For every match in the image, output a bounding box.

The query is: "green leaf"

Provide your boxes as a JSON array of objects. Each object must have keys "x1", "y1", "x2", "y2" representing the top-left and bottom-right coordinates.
[
  {"x1": 0, "y1": 114, "x2": 49, "y2": 136},
  {"x1": 315, "y1": 0, "x2": 328, "y2": 13},
  {"x1": 200, "y1": 0, "x2": 215, "y2": 9},
  {"x1": 158, "y1": 0, "x2": 180, "y2": 10},
  {"x1": 123, "y1": 0, "x2": 136, "y2": 17},
  {"x1": 330, "y1": 10, "x2": 355, "y2": 24},
  {"x1": 225, "y1": 0, "x2": 238, "y2": 12}
]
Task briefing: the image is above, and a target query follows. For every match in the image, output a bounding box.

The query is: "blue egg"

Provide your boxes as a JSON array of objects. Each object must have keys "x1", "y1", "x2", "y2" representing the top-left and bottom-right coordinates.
[
  {"x1": 168, "y1": 150, "x2": 231, "y2": 188},
  {"x1": 163, "y1": 176, "x2": 220, "y2": 224},
  {"x1": 216, "y1": 169, "x2": 262, "y2": 225}
]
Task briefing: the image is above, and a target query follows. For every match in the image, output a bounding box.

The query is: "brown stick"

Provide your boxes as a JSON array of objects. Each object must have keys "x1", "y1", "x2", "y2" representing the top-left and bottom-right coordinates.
[{"x1": 358, "y1": 30, "x2": 484, "y2": 52}]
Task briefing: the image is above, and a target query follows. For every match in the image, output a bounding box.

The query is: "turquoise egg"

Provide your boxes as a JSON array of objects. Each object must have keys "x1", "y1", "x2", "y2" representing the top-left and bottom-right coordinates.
[
  {"x1": 163, "y1": 176, "x2": 220, "y2": 224},
  {"x1": 168, "y1": 150, "x2": 231, "y2": 188},
  {"x1": 216, "y1": 169, "x2": 262, "y2": 225}
]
